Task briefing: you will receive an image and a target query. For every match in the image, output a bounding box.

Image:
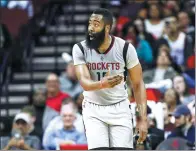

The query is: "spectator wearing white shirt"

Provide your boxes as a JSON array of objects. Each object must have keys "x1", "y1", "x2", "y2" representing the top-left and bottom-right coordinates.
[
  {"x1": 157, "y1": 16, "x2": 193, "y2": 67},
  {"x1": 42, "y1": 99, "x2": 86, "y2": 150},
  {"x1": 144, "y1": 3, "x2": 165, "y2": 39}
]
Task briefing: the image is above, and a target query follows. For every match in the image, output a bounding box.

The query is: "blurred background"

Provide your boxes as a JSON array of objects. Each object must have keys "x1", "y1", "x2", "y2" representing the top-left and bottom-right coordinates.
[{"x1": 0, "y1": 0, "x2": 195, "y2": 150}]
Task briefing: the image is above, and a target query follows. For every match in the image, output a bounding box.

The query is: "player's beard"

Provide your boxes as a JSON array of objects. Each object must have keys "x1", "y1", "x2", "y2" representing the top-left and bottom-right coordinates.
[{"x1": 86, "y1": 27, "x2": 106, "y2": 50}]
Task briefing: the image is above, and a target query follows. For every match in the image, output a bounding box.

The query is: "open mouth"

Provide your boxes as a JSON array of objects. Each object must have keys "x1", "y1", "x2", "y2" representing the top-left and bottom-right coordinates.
[
  {"x1": 89, "y1": 33, "x2": 95, "y2": 40},
  {"x1": 90, "y1": 36, "x2": 94, "y2": 40}
]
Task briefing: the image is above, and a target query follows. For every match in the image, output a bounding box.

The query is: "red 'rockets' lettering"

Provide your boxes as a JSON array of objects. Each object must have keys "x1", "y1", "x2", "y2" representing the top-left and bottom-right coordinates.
[{"x1": 87, "y1": 62, "x2": 120, "y2": 71}]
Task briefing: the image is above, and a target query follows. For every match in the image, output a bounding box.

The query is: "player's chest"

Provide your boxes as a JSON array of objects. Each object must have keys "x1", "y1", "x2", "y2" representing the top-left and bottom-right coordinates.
[{"x1": 84, "y1": 50, "x2": 123, "y2": 71}]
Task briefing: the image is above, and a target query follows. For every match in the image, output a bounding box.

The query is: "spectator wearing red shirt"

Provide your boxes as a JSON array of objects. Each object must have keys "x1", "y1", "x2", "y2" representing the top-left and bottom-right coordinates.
[{"x1": 43, "y1": 73, "x2": 70, "y2": 130}]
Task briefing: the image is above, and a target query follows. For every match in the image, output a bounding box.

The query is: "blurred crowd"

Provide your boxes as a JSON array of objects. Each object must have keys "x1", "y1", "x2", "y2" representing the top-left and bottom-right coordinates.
[{"x1": 0, "y1": 0, "x2": 195, "y2": 150}]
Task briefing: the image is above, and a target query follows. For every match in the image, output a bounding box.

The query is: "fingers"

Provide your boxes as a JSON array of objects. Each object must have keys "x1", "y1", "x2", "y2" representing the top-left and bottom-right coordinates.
[
  {"x1": 137, "y1": 130, "x2": 148, "y2": 144},
  {"x1": 108, "y1": 75, "x2": 123, "y2": 82},
  {"x1": 108, "y1": 75, "x2": 123, "y2": 87}
]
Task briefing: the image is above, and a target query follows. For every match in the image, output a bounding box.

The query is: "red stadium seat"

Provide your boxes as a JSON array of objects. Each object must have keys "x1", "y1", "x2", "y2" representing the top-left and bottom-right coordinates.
[
  {"x1": 60, "y1": 144, "x2": 88, "y2": 150},
  {"x1": 187, "y1": 55, "x2": 195, "y2": 69},
  {"x1": 130, "y1": 88, "x2": 162, "y2": 103},
  {"x1": 0, "y1": 8, "x2": 29, "y2": 38},
  {"x1": 146, "y1": 88, "x2": 162, "y2": 102}
]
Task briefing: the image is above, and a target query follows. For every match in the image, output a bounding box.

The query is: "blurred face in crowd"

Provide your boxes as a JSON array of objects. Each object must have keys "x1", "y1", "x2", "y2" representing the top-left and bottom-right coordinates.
[
  {"x1": 149, "y1": 4, "x2": 160, "y2": 19},
  {"x1": 138, "y1": 8, "x2": 147, "y2": 19},
  {"x1": 173, "y1": 76, "x2": 186, "y2": 95},
  {"x1": 46, "y1": 73, "x2": 60, "y2": 94},
  {"x1": 86, "y1": 14, "x2": 108, "y2": 50},
  {"x1": 13, "y1": 120, "x2": 30, "y2": 136},
  {"x1": 175, "y1": 115, "x2": 188, "y2": 127},
  {"x1": 164, "y1": 89, "x2": 177, "y2": 105},
  {"x1": 166, "y1": 17, "x2": 178, "y2": 33},
  {"x1": 134, "y1": 19, "x2": 144, "y2": 33},
  {"x1": 33, "y1": 88, "x2": 46, "y2": 106},
  {"x1": 178, "y1": 12, "x2": 190, "y2": 28},
  {"x1": 61, "y1": 104, "x2": 76, "y2": 129},
  {"x1": 126, "y1": 26, "x2": 137, "y2": 46},
  {"x1": 67, "y1": 62, "x2": 77, "y2": 81},
  {"x1": 156, "y1": 50, "x2": 171, "y2": 67}
]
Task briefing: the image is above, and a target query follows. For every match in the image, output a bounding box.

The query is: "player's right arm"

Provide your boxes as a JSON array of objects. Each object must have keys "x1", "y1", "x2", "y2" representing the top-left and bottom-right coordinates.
[{"x1": 72, "y1": 44, "x2": 123, "y2": 91}]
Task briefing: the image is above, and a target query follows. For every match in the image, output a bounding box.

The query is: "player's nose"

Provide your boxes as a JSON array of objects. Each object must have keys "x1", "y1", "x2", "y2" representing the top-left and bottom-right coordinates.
[{"x1": 88, "y1": 26, "x2": 94, "y2": 33}]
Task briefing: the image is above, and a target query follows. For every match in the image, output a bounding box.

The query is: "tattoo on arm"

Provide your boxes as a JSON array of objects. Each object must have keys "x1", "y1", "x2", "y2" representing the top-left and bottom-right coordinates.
[{"x1": 136, "y1": 104, "x2": 147, "y2": 117}]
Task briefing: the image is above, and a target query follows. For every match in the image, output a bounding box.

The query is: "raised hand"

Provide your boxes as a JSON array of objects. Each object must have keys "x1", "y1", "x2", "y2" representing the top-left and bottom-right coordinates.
[{"x1": 100, "y1": 70, "x2": 123, "y2": 89}]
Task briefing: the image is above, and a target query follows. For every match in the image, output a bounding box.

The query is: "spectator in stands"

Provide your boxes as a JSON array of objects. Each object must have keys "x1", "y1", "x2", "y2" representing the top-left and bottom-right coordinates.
[
  {"x1": 162, "y1": 102, "x2": 175, "y2": 138},
  {"x1": 158, "y1": 16, "x2": 193, "y2": 67},
  {"x1": 168, "y1": 104, "x2": 195, "y2": 145},
  {"x1": 164, "y1": 88, "x2": 181, "y2": 113},
  {"x1": 173, "y1": 75, "x2": 194, "y2": 105},
  {"x1": 122, "y1": 21, "x2": 153, "y2": 69},
  {"x1": 147, "y1": 113, "x2": 165, "y2": 150},
  {"x1": 137, "y1": 6, "x2": 148, "y2": 20},
  {"x1": 134, "y1": 18, "x2": 155, "y2": 53},
  {"x1": 42, "y1": 100, "x2": 86, "y2": 150},
  {"x1": 21, "y1": 104, "x2": 45, "y2": 143},
  {"x1": 143, "y1": 45, "x2": 177, "y2": 84},
  {"x1": 187, "y1": 100, "x2": 195, "y2": 124},
  {"x1": 43, "y1": 97, "x2": 84, "y2": 135},
  {"x1": 178, "y1": 11, "x2": 195, "y2": 43},
  {"x1": 30, "y1": 88, "x2": 46, "y2": 140},
  {"x1": 42, "y1": 73, "x2": 70, "y2": 130},
  {"x1": 162, "y1": 0, "x2": 180, "y2": 18},
  {"x1": 59, "y1": 61, "x2": 83, "y2": 100},
  {"x1": 0, "y1": 113, "x2": 41, "y2": 150},
  {"x1": 20, "y1": 106, "x2": 36, "y2": 135},
  {"x1": 119, "y1": 0, "x2": 145, "y2": 21},
  {"x1": 144, "y1": 3, "x2": 165, "y2": 39}
]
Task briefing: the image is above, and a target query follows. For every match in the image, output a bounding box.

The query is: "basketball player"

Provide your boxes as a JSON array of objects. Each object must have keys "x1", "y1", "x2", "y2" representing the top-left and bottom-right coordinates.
[{"x1": 72, "y1": 8, "x2": 147, "y2": 150}]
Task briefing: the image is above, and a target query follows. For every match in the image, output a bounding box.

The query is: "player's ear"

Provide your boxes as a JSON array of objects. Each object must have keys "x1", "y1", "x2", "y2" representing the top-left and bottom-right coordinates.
[{"x1": 105, "y1": 25, "x2": 110, "y2": 33}]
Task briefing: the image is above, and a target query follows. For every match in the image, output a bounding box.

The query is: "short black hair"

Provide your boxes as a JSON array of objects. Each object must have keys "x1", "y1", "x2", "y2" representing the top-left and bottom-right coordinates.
[{"x1": 93, "y1": 8, "x2": 113, "y2": 30}]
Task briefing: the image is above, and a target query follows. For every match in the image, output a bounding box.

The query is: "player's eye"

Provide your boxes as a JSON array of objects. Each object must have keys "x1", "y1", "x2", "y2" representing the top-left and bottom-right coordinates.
[{"x1": 95, "y1": 24, "x2": 99, "y2": 27}]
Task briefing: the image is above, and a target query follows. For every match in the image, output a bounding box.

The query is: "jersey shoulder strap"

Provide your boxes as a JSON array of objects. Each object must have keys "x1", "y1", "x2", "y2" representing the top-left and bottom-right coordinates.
[
  {"x1": 123, "y1": 41, "x2": 129, "y2": 67},
  {"x1": 123, "y1": 41, "x2": 129, "y2": 81},
  {"x1": 76, "y1": 42, "x2": 84, "y2": 55}
]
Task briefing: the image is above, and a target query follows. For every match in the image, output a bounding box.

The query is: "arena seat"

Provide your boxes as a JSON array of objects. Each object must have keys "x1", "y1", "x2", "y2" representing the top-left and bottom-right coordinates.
[
  {"x1": 187, "y1": 55, "x2": 195, "y2": 69},
  {"x1": 146, "y1": 88, "x2": 162, "y2": 102},
  {"x1": 60, "y1": 144, "x2": 88, "y2": 150}
]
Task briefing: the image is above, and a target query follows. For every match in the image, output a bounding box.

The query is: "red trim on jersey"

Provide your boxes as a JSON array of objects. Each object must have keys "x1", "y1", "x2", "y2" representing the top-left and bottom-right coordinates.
[
  {"x1": 94, "y1": 35, "x2": 115, "y2": 54},
  {"x1": 104, "y1": 35, "x2": 115, "y2": 54}
]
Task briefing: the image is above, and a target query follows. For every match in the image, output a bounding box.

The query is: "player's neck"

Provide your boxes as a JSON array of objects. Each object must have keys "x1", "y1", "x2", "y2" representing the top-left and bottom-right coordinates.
[{"x1": 98, "y1": 35, "x2": 111, "y2": 53}]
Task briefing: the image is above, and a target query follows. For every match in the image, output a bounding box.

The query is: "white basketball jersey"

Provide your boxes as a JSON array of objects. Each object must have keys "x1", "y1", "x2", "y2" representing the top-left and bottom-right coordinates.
[{"x1": 72, "y1": 36, "x2": 139, "y2": 105}]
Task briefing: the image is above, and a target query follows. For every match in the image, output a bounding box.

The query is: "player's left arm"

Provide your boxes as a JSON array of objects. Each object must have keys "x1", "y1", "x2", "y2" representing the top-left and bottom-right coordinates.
[
  {"x1": 128, "y1": 63, "x2": 148, "y2": 144},
  {"x1": 128, "y1": 63, "x2": 147, "y2": 120},
  {"x1": 125, "y1": 42, "x2": 147, "y2": 143}
]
